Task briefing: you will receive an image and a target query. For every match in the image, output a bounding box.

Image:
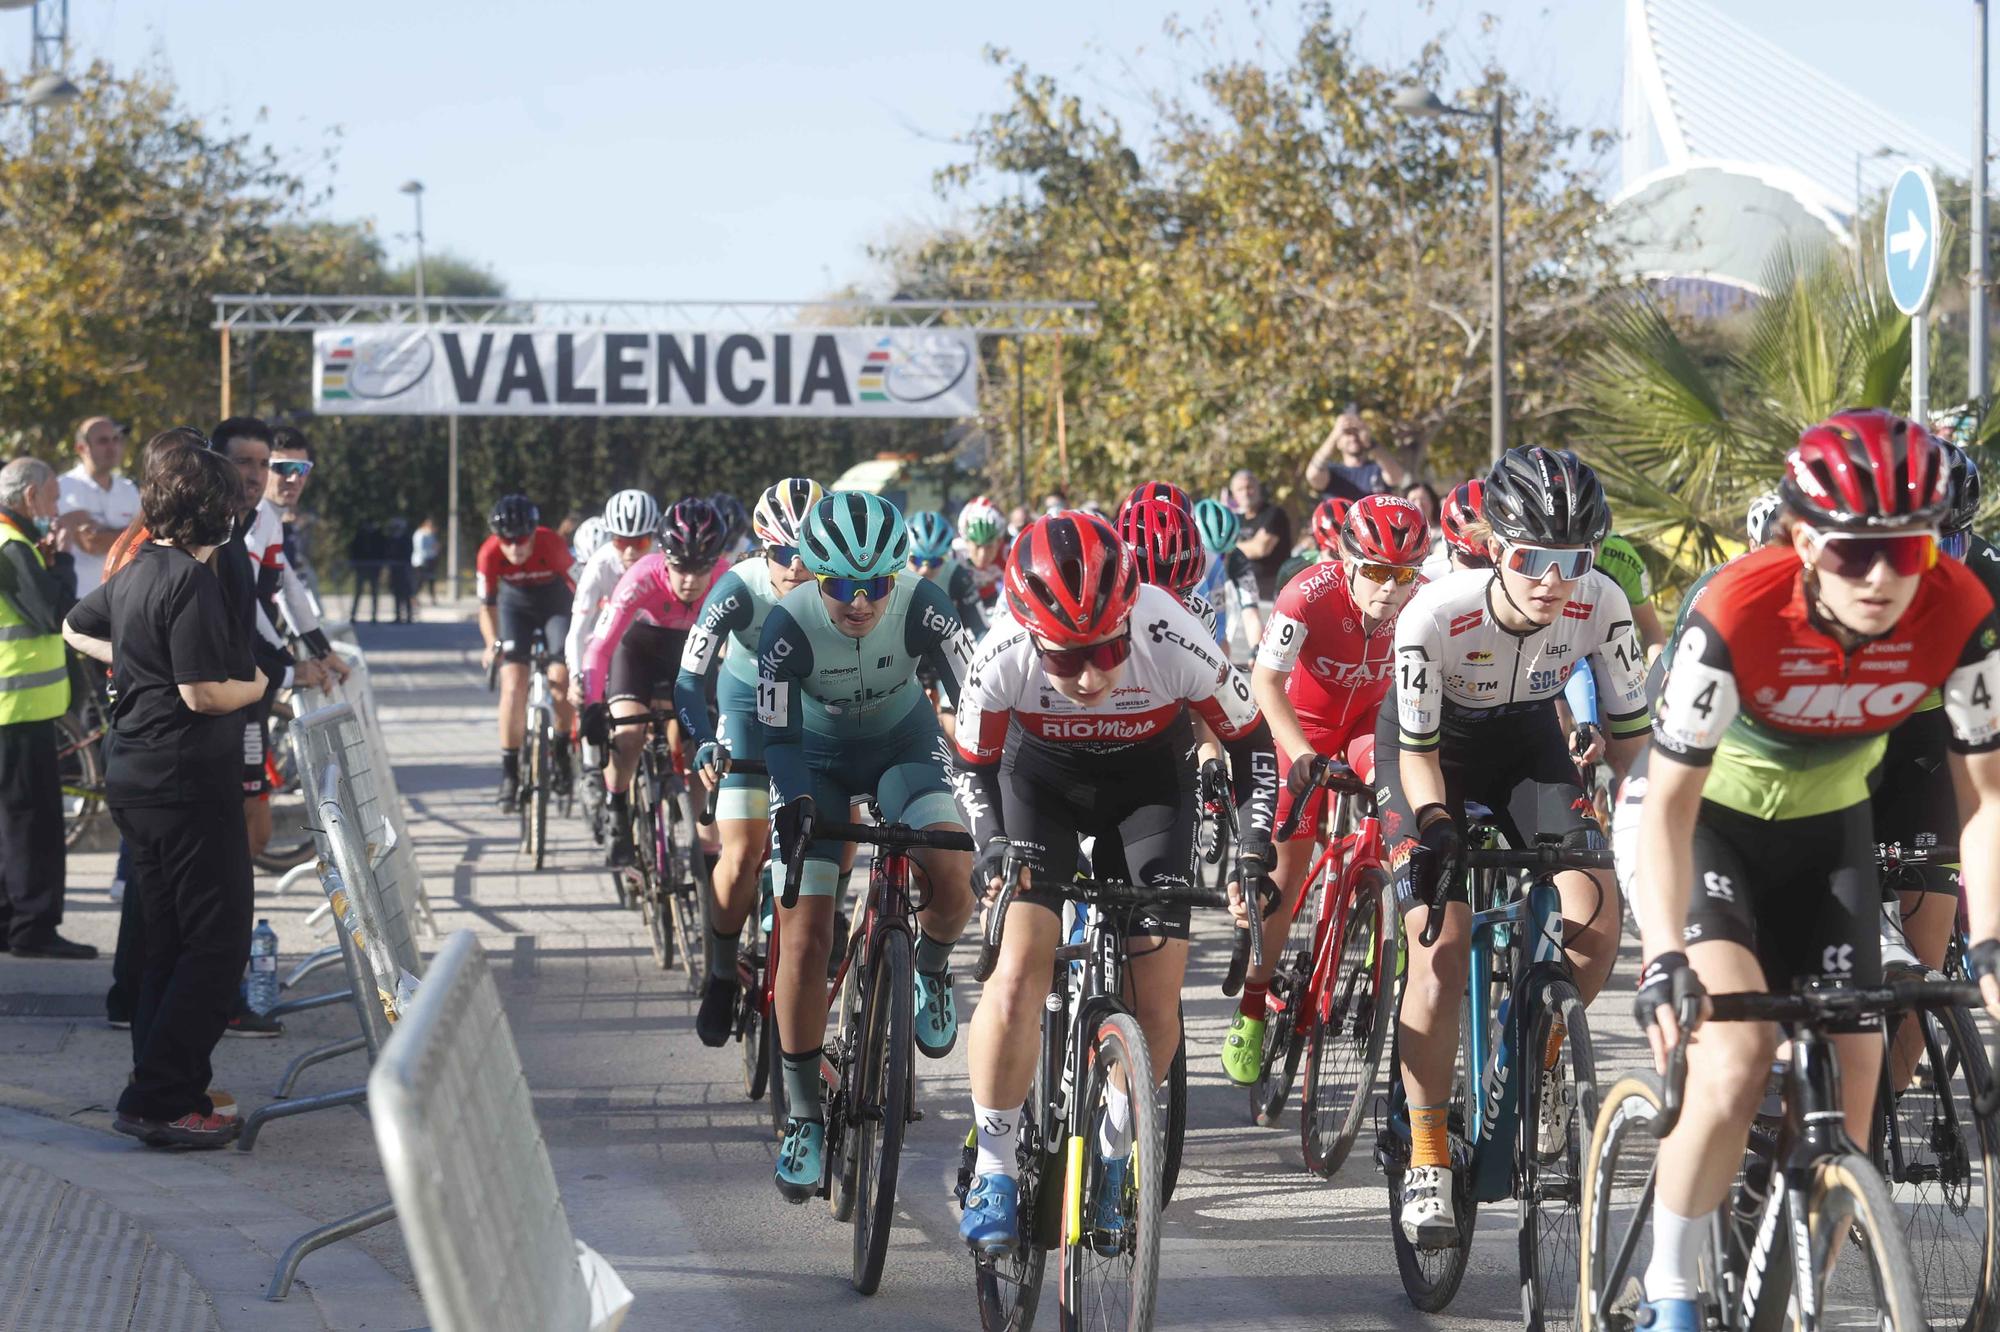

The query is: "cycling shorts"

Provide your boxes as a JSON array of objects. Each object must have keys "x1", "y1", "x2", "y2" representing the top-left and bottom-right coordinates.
[
  {"x1": 1274, "y1": 714, "x2": 1377, "y2": 843},
  {"x1": 497, "y1": 583, "x2": 572, "y2": 665},
  {"x1": 606, "y1": 623, "x2": 687, "y2": 706},
  {"x1": 1375, "y1": 694, "x2": 1597, "y2": 915},
  {"x1": 711, "y1": 670, "x2": 769, "y2": 822},
  {"x1": 1682, "y1": 798, "x2": 1881, "y2": 1032},
  {"x1": 791, "y1": 703, "x2": 961, "y2": 897},
  {"x1": 1869, "y1": 706, "x2": 1960, "y2": 898},
  {"x1": 999, "y1": 716, "x2": 1199, "y2": 941}
]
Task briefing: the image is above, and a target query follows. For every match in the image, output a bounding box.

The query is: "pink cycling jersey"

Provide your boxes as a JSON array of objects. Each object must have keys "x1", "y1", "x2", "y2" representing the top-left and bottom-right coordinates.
[{"x1": 581, "y1": 553, "x2": 725, "y2": 703}]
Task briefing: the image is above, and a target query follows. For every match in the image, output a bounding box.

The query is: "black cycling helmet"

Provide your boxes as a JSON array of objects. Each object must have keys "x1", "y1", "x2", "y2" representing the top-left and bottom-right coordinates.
[
  {"x1": 660, "y1": 497, "x2": 728, "y2": 566},
  {"x1": 489, "y1": 494, "x2": 538, "y2": 540},
  {"x1": 1482, "y1": 447, "x2": 1611, "y2": 548},
  {"x1": 1944, "y1": 441, "x2": 1983, "y2": 534},
  {"x1": 707, "y1": 491, "x2": 750, "y2": 546}
]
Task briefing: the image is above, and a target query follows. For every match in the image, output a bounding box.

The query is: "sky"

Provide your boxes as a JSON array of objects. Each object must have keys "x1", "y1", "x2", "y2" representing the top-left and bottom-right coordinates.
[{"x1": 7, "y1": 0, "x2": 1992, "y2": 300}]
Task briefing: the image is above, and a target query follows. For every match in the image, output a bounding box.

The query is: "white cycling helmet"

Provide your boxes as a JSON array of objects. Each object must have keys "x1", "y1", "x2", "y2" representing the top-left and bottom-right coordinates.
[
  {"x1": 753, "y1": 477, "x2": 824, "y2": 546},
  {"x1": 958, "y1": 496, "x2": 1007, "y2": 545},
  {"x1": 572, "y1": 516, "x2": 610, "y2": 561},
  {"x1": 1744, "y1": 489, "x2": 1784, "y2": 548},
  {"x1": 603, "y1": 488, "x2": 662, "y2": 539}
]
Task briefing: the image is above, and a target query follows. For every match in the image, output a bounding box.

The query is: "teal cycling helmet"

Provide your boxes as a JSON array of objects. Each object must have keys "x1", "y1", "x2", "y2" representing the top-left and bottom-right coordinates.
[
  {"x1": 1193, "y1": 498, "x2": 1240, "y2": 554},
  {"x1": 800, "y1": 491, "x2": 910, "y2": 579},
  {"x1": 908, "y1": 510, "x2": 956, "y2": 562}
]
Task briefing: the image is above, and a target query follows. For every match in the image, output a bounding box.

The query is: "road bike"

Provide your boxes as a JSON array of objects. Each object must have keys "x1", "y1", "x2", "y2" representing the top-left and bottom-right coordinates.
[
  {"x1": 697, "y1": 758, "x2": 780, "y2": 1119},
  {"x1": 55, "y1": 702, "x2": 105, "y2": 850},
  {"x1": 608, "y1": 708, "x2": 707, "y2": 986},
  {"x1": 778, "y1": 804, "x2": 974, "y2": 1295},
  {"x1": 961, "y1": 863, "x2": 1256, "y2": 1331},
  {"x1": 1580, "y1": 979, "x2": 1998, "y2": 1332},
  {"x1": 255, "y1": 691, "x2": 319, "y2": 873},
  {"x1": 1376, "y1": 832, "x2": 1612, "y2": 1330},
  {"x1": 515, "y1": 629, "x2": 559, "y2": 870}
]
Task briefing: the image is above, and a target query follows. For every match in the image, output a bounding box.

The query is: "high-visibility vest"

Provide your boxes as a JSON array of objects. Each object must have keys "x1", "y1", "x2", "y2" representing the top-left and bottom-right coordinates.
[{"x1": 0, "y1": 518, "x2": 70, "y2": 724}]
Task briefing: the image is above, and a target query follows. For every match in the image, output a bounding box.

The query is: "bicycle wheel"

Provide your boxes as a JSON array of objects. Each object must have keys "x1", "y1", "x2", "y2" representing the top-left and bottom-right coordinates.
[
  {"x1": 1578, "y1": 1069, "x2": 1665, "y2": 1332},
  {"x1": 1254, "y1": 878, "x2": 1321, "y2": 1127},
  {"x1": 852, "y1": 928, "x2": 914, "y2": 1295},
  {"x1": 531, "y1": 727, "x2": 550, "y2": 870},
  {"x1": 1301, "y1": 868, "x2": 1396, "y2": 1177},
  {"x1": 1161, "y1": 1030, "x2": 1187, "y2": 1210},
  {"x1": 829, "y1": 954, "x2": 865, "y2": 1225},
  {"x1": 767, "y1": 1008, "x2": 788, "y2": 1137},
  {"x1": 633, "y1": 799, "x2": 670, "y2": 970},
  {"x1": 1519, "y1": 975, "x2": 1594, "y2": 1332},
  {"x1": 1809, "y1": 1153, "x2": 1927, "y2": 1332},
  {"x1": 1386, "y1": 1006, "x2": 1476, "y2": 1312},
  {"x1": 1877, "y1": 1000, "x2": 2000, "y2": 1332},
  {"x1": 55, "y1": 714, "x2": 103, "y2": 850},
  {"x1": 1060, "y1": 1012, "x2": 1160, "y2": 1332},
  {"x1": 975, "y1": 1063, "x2": 1050, "y2": 1332},
  {"x1": 668, "y1": 786, "x2": 705, "y2": 993},
  {"x1": 740, "y1": 919, "x2": 770, "y2": 1101}
]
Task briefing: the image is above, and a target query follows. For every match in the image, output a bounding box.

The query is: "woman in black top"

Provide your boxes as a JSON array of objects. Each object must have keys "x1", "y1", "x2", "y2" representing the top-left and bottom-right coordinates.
[{"x1": 64, "y1": 444, "x2": 267, "y2": 1149}]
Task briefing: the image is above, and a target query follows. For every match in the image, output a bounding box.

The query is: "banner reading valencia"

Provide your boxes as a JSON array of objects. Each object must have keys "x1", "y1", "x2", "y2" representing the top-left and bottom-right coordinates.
[{"x1": 312, "y1": 326, "x2": 980, "y2": 418}]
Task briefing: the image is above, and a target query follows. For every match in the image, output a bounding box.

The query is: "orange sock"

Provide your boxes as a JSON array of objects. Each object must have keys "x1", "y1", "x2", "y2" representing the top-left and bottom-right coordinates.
[
  {"x1": 1543, "y1": 1019, "x2": 1567, "y2": 1072},
  {"x1": 1411, "y1": 1103, "x2": 1449, "y2": 1169}
]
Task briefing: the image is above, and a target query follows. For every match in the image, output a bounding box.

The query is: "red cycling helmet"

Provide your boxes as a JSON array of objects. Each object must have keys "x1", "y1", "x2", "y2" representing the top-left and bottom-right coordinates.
[
  {"x1": 1311, "y1": 496, "x2": 1353, "y2": 555},
  {"x1": 1117, "y1": 496, "x2": 1204, "y2": 594},
  {"x1": 1441, "y1": 479, "x2": 1486, "y2": 558},
  {"x1": 1782, "y1": 408, "x2": 1949, "y2": 532},
  {"x1": 1118, "y1": 480, "x2": 1195, "y2": 522},
  {"x1": 1340, "y1": 494, "x2": 1431, "y2": 566},
  {"x1": 1006, "y1": 511, "x2": 1140, "y2": 647}
]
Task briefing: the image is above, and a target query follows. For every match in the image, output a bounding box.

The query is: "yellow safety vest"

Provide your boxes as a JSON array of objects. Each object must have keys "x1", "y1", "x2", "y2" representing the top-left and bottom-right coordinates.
[{"x1": 0, "y1": 519, "x2": 70, "y2": 724}]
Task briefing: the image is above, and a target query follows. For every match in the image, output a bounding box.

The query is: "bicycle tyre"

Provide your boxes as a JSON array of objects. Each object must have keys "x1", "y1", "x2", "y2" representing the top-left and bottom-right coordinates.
[
  {"x1": 1519, "y1": 975, "x2": 1594, "y2": 1332},
  {"x1": 1878, "y1": 999, "x2": 2000, "y2": 1332},
  {"x1": 1060, "y1": 1012, "x2": 1160, "y2": 1332},
  {"x1": 1254, "y1": 886, "x2": 1320, "y2": 1128},
  {"x1": 55, "y1": 713, "x2": 104, "y2": 850},
  {"x1": 768, "y1": 1007, "x2": 788, "y2": 1137},
  {"x1": 975, "y1": 1062, "x2": 1049, "y2": 1332},
  {"x1": 852, "y1": 928, "x2": 914, "y2": 1295},
  {"x1": 740, "y1": 919, "x2": 770, "y2": 1101},
  {"x1": 664, "y1": 787, "x2": 704, "y2": 992},
  {"x1": 1577, "y1": 1069, "x2": 1666, "y2": 1332},
  {"x1": 632, "y1": 797, "x2": 670, "y2": 970},
  {"x1": 1301, "y1": 869, "x2": 1396, "y2": 1177},
  {"x1": 1807, "y1": 1153, "x2": 1927, "y2": 1332},
  {"x1": 1161, "y1": 1027, "x2": 1187, "y2": 1210},
  {"x1": 829, "y1": 952, "x2": 865, "y2": 1225},
  {"x1": 1386, "y1": 1004, "x2": 1476, "y2": 1312}
]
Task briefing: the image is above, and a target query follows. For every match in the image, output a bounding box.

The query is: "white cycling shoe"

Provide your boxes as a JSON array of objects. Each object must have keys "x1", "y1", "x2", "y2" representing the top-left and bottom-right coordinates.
[{"x1": 1399, "y1": 1164, "x2": 1460, "y2": 1250}]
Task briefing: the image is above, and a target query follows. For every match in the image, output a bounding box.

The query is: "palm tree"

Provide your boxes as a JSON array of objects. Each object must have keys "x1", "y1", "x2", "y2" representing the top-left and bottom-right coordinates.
[{"x1": 1571, "y1": 244, "x2": 1910, "y2": 594}]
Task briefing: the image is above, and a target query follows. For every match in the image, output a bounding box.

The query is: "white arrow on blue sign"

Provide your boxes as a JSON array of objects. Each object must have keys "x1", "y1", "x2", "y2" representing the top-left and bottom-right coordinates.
[{"x1": 1884, "y1": 165, "x2": 1941, "y2": 316}]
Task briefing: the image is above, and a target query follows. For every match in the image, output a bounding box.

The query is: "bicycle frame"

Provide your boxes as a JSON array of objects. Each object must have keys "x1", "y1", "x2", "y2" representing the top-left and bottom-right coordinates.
[
  {"x1": 1462, "y1": 871, "x2": 1567, "y2": 1202},
  {"x1": 1305, "y1": 790, "x2": 1389, "y2": 1029}
]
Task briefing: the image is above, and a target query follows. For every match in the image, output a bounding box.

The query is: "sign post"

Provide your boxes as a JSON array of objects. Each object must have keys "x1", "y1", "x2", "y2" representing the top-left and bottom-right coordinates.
[{"x1": 1885, "y1": 165, "x2": 1942, "y2": 420}]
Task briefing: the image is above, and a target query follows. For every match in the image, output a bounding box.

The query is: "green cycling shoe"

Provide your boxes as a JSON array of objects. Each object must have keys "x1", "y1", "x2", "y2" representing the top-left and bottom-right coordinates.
[
  {"x1": 1219, "y1": 1012, "x2": 1266, "y2": 1087},
  {"x1": 775, "y1": 1117, "x2": 825, "y2": 1203}
]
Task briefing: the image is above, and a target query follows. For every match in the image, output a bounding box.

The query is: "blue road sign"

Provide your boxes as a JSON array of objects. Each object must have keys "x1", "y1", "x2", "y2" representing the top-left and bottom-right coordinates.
[{"x1": 1884, "y1": 165, "x2": 1941, "y2": 316}]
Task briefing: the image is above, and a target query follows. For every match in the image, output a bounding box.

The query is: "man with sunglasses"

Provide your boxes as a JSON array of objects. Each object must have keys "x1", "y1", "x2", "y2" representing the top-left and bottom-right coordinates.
[
  {"x1": 478, "y1": 494, "x2": 578, "y2": 811},
  {"x1": 1220, "y1": 494, "x2": 1429, "y2": 1085},
  {"x1": 1380, "y1": 446, "x2": 1650, "y2": 1249},
  {"x1": 675, "y1": 476, "x2": 823, "y2": 1046},
  {"x1": 1631, "y1": 411, "x2": 2000, "y2": 1330},
  {"x1": 758, "y1": 491, "x2": 979, "y2": 1203}
]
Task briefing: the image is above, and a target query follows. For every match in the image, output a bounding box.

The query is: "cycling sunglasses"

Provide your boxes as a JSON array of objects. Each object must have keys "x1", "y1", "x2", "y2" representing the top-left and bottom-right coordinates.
[
  {"x1": 612, "y1": 534, "x2": 654, "y2": 552},
  {"x1": 910, "y1": 556, "x2": 945, "y2": 573},
  {"x1": 1500, "y1": 542, "x2": 1595, "y2": 581},
  {"x1": 270, "y1": 459, "x2": 314, "y2": 481},
  {"x1": 1354, "y1": 561, "x2": 1421, "y2": 586},
  {"x1": 1036, "y1": 632, "x2": 1134, "y2": 678},
  {"x1": 1808, "y1": 528, "x2": 1939, "y2": 578},
  {"x1": 816, "y1": 572, "x2": 896, "y2": 603},
  {"x1": 1943, "y1": 530, "x2": 1970, "y2": 561},
  {"x1": 666, "y1": 557, "x2": 716, "y2": 576},
  {"x1": 763, "y1": 543, "x2": 800, "y2": 566}
]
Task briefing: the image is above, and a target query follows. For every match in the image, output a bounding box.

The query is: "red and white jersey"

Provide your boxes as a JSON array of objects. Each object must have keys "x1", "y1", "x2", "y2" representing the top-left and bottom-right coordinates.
[
  {"x1": 956, "y1": 583, "x2": 1260, "y2": 761},
  {"x1": 1255, "y1": 561, "x2": 1408, "y2": 738}
]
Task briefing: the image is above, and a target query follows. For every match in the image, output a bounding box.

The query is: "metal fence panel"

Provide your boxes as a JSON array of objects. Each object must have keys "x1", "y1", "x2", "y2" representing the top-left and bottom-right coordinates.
[{"x1": 369, "y1": 932, "x2": 592, "y2": 1332}]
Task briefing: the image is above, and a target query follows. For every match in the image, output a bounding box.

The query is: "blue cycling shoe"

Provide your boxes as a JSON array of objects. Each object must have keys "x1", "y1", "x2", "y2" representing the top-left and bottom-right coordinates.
[
  {"x1": 1635, "y1": 1297, "x2": 1700, "y2": 1332},
  {"x1": 959, "y1": 1172, "x2": 1019, "y2": 1255},
  {"x1": 775, "y1": 1117, "x2": 825, "y2": 1204},
  {"x1": 914, "y1": 969, "x2": 958, "y2": 1058},
  {"x1": 1092, "y1": 1155, "x2": 1130, "y2": 1255}
]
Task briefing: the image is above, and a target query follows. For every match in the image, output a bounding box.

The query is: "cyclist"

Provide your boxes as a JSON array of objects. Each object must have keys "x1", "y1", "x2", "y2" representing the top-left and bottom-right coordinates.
[
  {"x1": 1116, "y1": 487, "x2": 1215, "y2": 633},
  {"x1": 571, "y1": 516, "x2": 608, "y2": 565},
  {"x1": 1193, "y1": 497, "x2": 1259, "y2": 653},
  {"x1": 908, "y1": 509, "x2": 987, "y2": 633},
  {"x1": 1222, "y1": 494, "x2": 1429, "y2": 1085},
  {"x1": 953, "y1": 509, "x2": 1278, "y2": 1252},
  {"x1": 957, "y1": 496, "x2": 1009, "y2": 614},
  {"x1": 564, "y1": 490, "x2": 660, "y2": 687},
  {"x1": 676, "y1": 476, "x2": 823, "y2": 1045},
  {"x1": 1383, "y1": 446, "x2": 1650, "y2": 1249},
  {"x1": 581, "y1": 498, "x2": 729, "y2": 868},
  {"x1": 478, "y1": 495, "x2": 578, "y2": 811},
  {"x1": 708, "y1": 491, "x2": 754, "y2": 560},
  {"x1": 1635, "y1": 410, "x2": 2000, "y2": 1330},
  {"x1": 760, "y1": 492, "x2": 979, "y2": 1202},
  {"x1": 1420, "y1": 479, "x2": 1487, "y2": 581},
  {"x1": 1595, "y1": 531, "x2": 1667, "y2": 663},
  {"x1": 1311, "y1": 495, "x2": 1350, "y2": 558}
]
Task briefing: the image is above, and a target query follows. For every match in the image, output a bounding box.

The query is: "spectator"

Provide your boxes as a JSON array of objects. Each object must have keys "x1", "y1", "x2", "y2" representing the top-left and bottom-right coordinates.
[
  {"x1": 0, "y1": 458, "x2": 93, "y2": 959},
  {"x1": 1226, "y1": 468, "x2": 1294, "y2": 604},
  {"x1": 385, "y1": 517, "x2": 416, "y2": 623},
  {"x1": 1404, "y1": 480, "x2": 1442, "y2": 533},
  {"x1": 55, "y1": 416, "x2": 140, "y2": 599},
  {"x1": 1006, "y1": 504, "x2": 1031, "y2": 539},
  {"x1": 348, "y1": 520, "x2": 384, "y2": 622},
  {"x1": 411, "y1": 516, "x2": 441, "y2": 604},
  {"x1": 1304, "y1": 408, "x2": 1410, "y2": 501},
  {"x1": 64, "y1": 443, "x2": 265, "y2": 1148},
  {"x1": 266, "y1": 426, "x2": 318, "y2": 589}
]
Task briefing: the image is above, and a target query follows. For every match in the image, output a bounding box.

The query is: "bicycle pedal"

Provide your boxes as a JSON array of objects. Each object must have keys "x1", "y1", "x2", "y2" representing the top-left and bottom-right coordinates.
[{"x1": 908, "y1": 1106, "x2": 924, "y2": 1123}]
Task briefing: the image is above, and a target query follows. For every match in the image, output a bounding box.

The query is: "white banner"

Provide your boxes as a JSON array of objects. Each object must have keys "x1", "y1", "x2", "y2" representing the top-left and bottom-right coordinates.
[{"x1": 312, "y1": 325, "x2": 979, "y2": 418}]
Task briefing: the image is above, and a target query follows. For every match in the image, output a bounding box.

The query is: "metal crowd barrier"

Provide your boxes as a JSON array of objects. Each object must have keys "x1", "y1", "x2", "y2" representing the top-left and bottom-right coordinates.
[{"x1": 372, "y1": 932, "x2": 632, "y2": 1332}]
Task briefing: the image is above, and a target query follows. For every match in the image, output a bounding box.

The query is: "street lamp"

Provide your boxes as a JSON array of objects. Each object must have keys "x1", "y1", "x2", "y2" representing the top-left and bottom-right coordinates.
[
  {"x1": 0, "y1": 70, "x2": 78, "y2": 109},
  {"x1": 399, "y1": 179, "x2": 428, "y2": 316},
  {"x1": 1394, "y1": 85, "x2": 1508, "y2": 464},
  {"x1": 399, "y1": 178, "x2": 457, "y2": 596}
]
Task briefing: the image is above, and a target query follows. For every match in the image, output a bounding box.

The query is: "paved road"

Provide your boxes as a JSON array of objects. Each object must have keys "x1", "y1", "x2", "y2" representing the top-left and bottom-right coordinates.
[{"x1": 351, "y1": 612, "x2": 1658, "y2": 1332}]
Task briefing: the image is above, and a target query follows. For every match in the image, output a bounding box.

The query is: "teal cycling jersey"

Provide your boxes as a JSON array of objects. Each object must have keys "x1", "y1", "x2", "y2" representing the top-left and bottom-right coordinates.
[
  {"x1": 673, "y1": 556, "x2": 781, "y2": 749},
  {"x1": 757, "y1": 572, "x2": 977, "y2": 806}
]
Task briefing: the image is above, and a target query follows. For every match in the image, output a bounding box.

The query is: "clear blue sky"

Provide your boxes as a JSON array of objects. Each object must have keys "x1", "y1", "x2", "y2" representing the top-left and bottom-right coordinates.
[{"x1": 8, "y1": 0, "x2": 1989, "y2": 299}]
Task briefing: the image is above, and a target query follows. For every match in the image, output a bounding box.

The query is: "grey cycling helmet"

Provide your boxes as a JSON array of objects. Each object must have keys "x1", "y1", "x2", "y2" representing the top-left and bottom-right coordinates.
[
  {"x1": 1482, "y1": 447, "x2": 1611, "y2": 547},
  {"x1": 1744, "y1": 489, "x2": 1784, "y2": 548},
  {"x1": 602, "y1": 488, "x2": 661, "y2": 539}
]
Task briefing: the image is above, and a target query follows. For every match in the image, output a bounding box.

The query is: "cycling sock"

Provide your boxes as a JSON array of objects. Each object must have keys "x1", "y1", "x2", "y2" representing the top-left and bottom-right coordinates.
[
  {"x1": 609, "y1": 789, "x2": 629, "y2": 819},
  {"x1": 915, "y1": 930, "x2": 954, "y2": 977},
  {"x1": 501, "y1": 749, "x2": 520, "y2": 781},
  {"x1": 1099, "y1": 1083, "x2": 1133, "y2": 1158},
  {"x1": 1410, "y1": 1103, "x2": 1450, "y2": 1170},
  {"x1": 1641, "y1": 1201, "x2": 1703, "y2": 1301},
  {"x1": 1238, "y1": 978, "x2": 1268, "y2": 1023},
  {"x1": 704, "y1": 924, "x2": 741, "y2": 981},
  {"x1": 780, "y1": 1046, "x2": 823, "y2": 1123},
  {"x1": 1543, "y1": 1018, "x2": 1567, "y2": 1071},
  {"x1": 972, "y1": 1100, "x2": 1021, "y2": 1178}
]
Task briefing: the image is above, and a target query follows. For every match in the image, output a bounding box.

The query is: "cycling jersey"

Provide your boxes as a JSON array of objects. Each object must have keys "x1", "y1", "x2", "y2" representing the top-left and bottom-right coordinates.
[
  {"x1": 580, "y1": 553, "x2": 726, "y2": 703},
  {"x1": 1195, "y1": 551, "x2": 1257, "y2": 649},
  {"x1": 475, "y1": 528, "x2": 574, "y2": 605},
  {"x1": 1257, "y1": 561, "x2": 1406, "y2": 738},
  {"x1": 564, "y1": 543, "x2": 626, "y2": 670},
  {"x1": 247, "y1": 499, "x2": 331, "y2": 659},
  {"x1": 955, "y1": 548, "x2": 1004, "y2": 609},
  {"x1": 1595, "y1": 534, "x2": 1652, "y2": 609},
  {"x1": 1653, "y1": 544, "x2": 2000, "y2": 819},
  {"x1": 921, "y1": 557, "x2": 988, "y2": 635},
  {"x1": 1393, "y1": 568, "x2": 1649, "y2": 751}
]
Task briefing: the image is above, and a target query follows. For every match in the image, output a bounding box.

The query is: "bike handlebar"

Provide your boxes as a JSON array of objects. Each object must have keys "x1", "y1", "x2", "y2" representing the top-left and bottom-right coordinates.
[
  {"x1": 974, "y1": 867, "x2": 1247, "y2": 984},
  {"x1": 699, "y1": 756, "x2": 766, "y2": 822},
  {"x1": 1272, "y1": 755, "x2": 1378, "y2": 844},
  {"x1": 777, "y1": 813, "x2": 974, "y2": 909}
]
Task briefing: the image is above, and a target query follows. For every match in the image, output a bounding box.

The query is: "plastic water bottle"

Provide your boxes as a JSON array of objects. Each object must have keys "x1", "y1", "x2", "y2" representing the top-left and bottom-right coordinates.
[{"x1": 246, "y1": 920, "x2": 280, "y2": 1014}]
